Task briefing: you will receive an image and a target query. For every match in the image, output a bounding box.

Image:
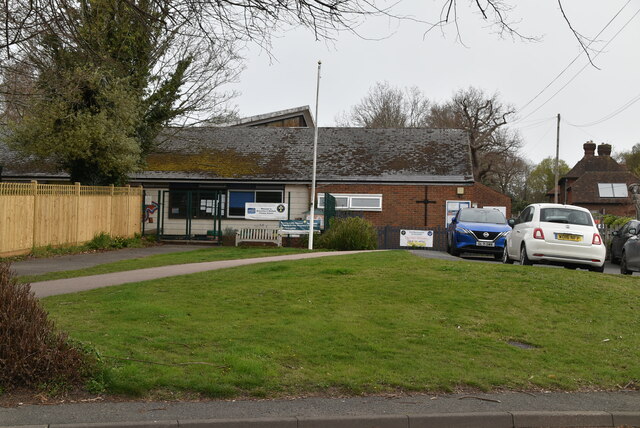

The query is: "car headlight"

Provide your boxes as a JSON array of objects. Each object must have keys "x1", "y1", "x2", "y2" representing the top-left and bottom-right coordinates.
[{"x1": 455, "y1": 227, "x2": 472, "y2": 235}]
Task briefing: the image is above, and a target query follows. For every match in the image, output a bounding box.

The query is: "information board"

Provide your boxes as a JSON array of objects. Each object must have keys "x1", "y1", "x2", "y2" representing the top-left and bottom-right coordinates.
[
  {"x1": 245, "y1": 203, "x2": 288, "y2": 220},
  {"x1": 400, "y1": 230, "x2": 434, "y2": 248}
]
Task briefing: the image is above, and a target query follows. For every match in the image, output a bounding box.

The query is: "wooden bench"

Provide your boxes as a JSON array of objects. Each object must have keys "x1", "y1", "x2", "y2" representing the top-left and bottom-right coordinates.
[{"x1": 235, "y1": 228, "x2": 282, "y2": 247}]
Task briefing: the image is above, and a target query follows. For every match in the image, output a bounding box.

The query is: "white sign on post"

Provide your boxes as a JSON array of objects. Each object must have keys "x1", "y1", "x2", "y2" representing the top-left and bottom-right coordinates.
[
  {"x1": 245, "y1": 203, "x2": 288, "y2": 220},
  {"x1": 400, "y1": 230, "x2": 434, "y2": 248}
]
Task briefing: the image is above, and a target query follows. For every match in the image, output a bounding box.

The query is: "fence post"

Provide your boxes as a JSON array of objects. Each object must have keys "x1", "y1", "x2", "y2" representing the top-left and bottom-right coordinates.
[
  {"x1": 108, "y1": 184, "x2": 114, "y2": 237},
  {"x1": 384, "y1": 225, "x2": 390, "y2": 249},
  {"x1": 31, "y1": 180, "x2": 38, "y2": 249},
  {"x1": 75, "y1": 182, "x2": 81, "y2": 244},
  {"x1": 126, "y1": 184, "x2": 131, "y2": 236}
]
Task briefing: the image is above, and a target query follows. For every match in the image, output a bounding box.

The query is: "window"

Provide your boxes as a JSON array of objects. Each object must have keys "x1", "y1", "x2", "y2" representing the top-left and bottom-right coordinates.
[
  {"x1": 459, "y1": 209, "x2": 506, "y2": 224},
  {"x1": 317, "y1": 193, "x2": 382, "y2": 211},
  {"x1": 598, "y1": 183, "x2": 628, "y2": 198},
  {"x1": 227, "y1": 190, "x2": 283, "y2": 218},
  {"x1": 169, "y1": 191, "x2": 224, "y2": 219},
  {"x1": 517, "y1": 207, "x2": 534, "y2": 224},
  {"x1": 540, "y1": 208, "x2": 592, "y2": 226}
]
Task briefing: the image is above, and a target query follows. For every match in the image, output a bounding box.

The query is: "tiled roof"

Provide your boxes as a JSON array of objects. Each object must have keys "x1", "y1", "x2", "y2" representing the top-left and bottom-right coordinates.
[
  {"x1": 0, "y1": 141, "x2": 65, "y2": 178},
  {"x1": 139, "y1": 127, "x2": 474, "y2": 183},
  {"x1": 564, "y1": 154, "x2": 625, "y2": 178},
  {"x1": 570, "y1": 171, "x2": 638, "y2": 204},
  {"x1": 1, "y1": 127, "x2": 474, "y2": 184}
]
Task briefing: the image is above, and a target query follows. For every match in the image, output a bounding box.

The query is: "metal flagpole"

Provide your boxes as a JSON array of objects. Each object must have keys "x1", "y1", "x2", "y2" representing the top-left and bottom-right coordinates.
[
  {"x1": 554, "y1": 113, "x2": 560, "y2": 204},
  {"x1": 308, "y1": 60, "x2": 322, "y2": 249}
]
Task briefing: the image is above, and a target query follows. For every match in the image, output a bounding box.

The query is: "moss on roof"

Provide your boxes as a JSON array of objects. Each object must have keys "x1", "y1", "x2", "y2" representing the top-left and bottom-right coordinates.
[{"x1": 146, "y1": 149, "x2": 262, "y2": 178}]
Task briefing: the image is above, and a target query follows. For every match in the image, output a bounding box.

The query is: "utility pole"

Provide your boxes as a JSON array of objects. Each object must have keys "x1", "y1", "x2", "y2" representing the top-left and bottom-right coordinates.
[
  {"x1": 308, "y1": 60, "x2": 321, "y2": 250},
  {"x1": 554, "y1": 113, "x2": 560, "y2": 204}
]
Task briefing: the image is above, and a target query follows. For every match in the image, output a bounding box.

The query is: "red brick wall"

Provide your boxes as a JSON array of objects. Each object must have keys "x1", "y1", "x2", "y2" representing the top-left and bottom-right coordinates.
[
  {"x1": 316, "y1": 182, "x2": 512, "y2": 229},
  {"x1": 468, "y1": 182, "x2": 513, "y2": 216},
  {"x1": 579, "y1": 203, "x2": 636, "y2": 217}
]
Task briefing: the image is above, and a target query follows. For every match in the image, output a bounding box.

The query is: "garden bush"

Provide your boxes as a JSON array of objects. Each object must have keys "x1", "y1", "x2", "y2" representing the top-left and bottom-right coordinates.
[
  {"x1": 86, "y1": 232, "x2": 144, "y2": 250},
  {"x1": 0, "y1": 262, "x2": 93, "y2": 390},
  {"x1": 602, "y1": 214, "x2": 634, "y2": 229},
  {"x1": 316, "y1": 217, "x2": 378, "y2": 250}
]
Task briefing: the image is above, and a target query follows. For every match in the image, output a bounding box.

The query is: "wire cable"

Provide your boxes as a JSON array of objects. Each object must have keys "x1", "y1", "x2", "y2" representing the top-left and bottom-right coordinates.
[
  {"x1": 563, "y1": 116, "x2": 597, "y2": 140},
  {"x1": 517, "y1": 5, "x2": 640, "y2": 122},
  {"x1": 516, "y1": 0, "x2": 631, "y2": 118},
  {"x1": 518, "y1": 116, "x2": 557, "y2": 131},
  {"x1": 565, "y1": 91, "x2": 640, "y2": 127}
]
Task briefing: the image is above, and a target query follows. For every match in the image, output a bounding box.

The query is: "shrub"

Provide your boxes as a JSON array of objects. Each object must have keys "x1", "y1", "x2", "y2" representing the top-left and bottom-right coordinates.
[
  {"x1": 602, "y1": 214, "x2": 634, "y2": 229},
  {"x1": 222, "y1": 227, "x2": 238, "y2": 237},
  {"x1": 0, "y1": 262, "x2": 92, "y2": 390},
  {"x1": 316, "y1": 217, "x2": 378, "y2": 250},
  {"x1": 86, "y1": 232, "x2": 145, "y2": 250},
  {"x1": 86, "y1": 232, "x2": 113, "y2": 250}
]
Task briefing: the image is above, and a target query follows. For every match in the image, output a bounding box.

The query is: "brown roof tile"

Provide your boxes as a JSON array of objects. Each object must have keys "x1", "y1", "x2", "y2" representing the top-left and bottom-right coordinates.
[
  {"x1": 570, "y1": 171, "x2": 638, "y2": 204},
  {"x1": 1, "y1": 127, "x2": 475, "y2": 184}
]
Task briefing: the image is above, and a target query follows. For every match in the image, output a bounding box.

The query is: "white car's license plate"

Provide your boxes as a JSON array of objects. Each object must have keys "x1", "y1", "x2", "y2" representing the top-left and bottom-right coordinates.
[
  {"x1": 556, "y1": 233, "x2": 582, "y2": 242},
  {"x1": 477, "y1": 241, "x2": 495, "y2": 247}
]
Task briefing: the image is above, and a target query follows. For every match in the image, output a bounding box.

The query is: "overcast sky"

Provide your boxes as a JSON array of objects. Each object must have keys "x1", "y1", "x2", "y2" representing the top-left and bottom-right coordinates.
[{"x1": 228, "y1": 1, "x2": 640, "y2": 168}]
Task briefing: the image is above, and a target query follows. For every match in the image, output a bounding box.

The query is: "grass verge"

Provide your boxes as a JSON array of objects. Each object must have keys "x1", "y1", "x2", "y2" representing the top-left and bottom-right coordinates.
[
  {"x1": 3, "y1": 233, "x2": 155, "y2": 264},
  {"x1": 19, "y1": 246, "x2": 313, "y2": 283},
  {"x1": 41, "y1": 251, "x2": 640, "y2": 398}
]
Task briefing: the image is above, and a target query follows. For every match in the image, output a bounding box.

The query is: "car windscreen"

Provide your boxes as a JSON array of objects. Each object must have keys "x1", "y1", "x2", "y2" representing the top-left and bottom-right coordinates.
[
  {"x1": 458, "y1": 209, "x2": 506, "y2": 224},
  {"x1": 540, "y1": 208, "x2": 593, "y2": 226}
]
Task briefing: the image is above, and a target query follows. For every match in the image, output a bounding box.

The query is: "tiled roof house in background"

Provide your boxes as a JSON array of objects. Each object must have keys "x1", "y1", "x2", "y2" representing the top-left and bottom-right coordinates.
[
  {"x1": 552, "y1": 141, "x2": 639, "y2": 217},
  {"x1": 221, "y1": 105, "x2": 315, "y2": 128},
  {"x1": 0, "y1": 107, "x2": 512, "y2": 248}
]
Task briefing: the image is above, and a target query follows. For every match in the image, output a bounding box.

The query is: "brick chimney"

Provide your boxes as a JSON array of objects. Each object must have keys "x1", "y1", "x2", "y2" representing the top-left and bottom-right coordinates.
[
  {"x1": 597, "y1": 143, "x2": 612, "y2": 157},
  {"x1": 583, "y1": 141, "x2": 596, "y2": 156}
]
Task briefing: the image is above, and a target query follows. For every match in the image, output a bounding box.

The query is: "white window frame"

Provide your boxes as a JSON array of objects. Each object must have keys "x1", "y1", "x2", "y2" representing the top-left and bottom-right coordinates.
[
  {"x1": 226, "y1": 189, "x2": 284, "y2": 218},
  {"x1": 317, "y1": 193, "x2": 383, "y2": 212},
  {"x1": 597, "y1": 183, "x2": 628, "y2": 198}
]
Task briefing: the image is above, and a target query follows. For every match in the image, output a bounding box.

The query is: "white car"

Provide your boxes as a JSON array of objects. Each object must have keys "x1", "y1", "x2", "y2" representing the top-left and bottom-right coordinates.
[{"x1": 503, "y1": 203, "x2": 606, "y2": 272}]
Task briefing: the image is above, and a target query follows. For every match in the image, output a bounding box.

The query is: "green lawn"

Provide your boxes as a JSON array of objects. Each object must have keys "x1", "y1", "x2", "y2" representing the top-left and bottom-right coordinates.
[
  {"x1": 19, "y1": 246, "x2": 313, "y2": 283},
  {"x1": 42, "y1": 251, "x2": 640, "y2": 398}
]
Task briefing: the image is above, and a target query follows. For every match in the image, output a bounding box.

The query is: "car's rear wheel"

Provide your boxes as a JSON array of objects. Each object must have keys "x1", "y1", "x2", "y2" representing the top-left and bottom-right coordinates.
[
  {"x1": 589, "y1": 265, "x2": 605, "y2": 273},
  {"x1": 520, "y1": 245, "x2": 533, "y2": 266},
  {"x1": 502, "y1": 248, "x2": 514, "y2": 264},
  {"x1": 620, "y1": 252, "x2": 633, "y2": 275}
]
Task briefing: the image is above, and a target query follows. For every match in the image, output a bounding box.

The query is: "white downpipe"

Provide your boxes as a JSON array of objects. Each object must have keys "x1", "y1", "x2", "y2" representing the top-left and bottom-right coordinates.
[{"x1": 308, "y1": 60, "x2": 321, "y2": 250}]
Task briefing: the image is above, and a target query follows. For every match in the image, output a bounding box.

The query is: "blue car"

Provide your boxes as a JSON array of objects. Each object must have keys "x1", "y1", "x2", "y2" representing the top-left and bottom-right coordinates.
[{"x1": 446, "y1": 208, "x2": 511, "y2": 258}]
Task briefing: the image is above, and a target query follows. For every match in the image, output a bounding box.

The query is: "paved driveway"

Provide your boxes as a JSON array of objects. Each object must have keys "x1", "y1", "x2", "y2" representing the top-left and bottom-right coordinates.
[{"x1": 410, "y1": 250, "x2": 623, "y2": 275}]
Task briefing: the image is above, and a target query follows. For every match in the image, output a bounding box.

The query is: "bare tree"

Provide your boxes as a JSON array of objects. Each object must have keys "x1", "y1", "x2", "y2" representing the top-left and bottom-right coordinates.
[
  {"x1": 337, "y1": 82, "x2": 430, "y2": 128},
  {"x1": 0, "y1": 1, "x2": 601, "y2": 67},
  {"x1": 432, "y1": 0, "x2": 597, "y2": 65},
  {"x1": 482, "y1": 150, "x2": 530, "y2": 196},
  {"x1": 427, "y1": 87, "x2": 520, "y2": 181}
]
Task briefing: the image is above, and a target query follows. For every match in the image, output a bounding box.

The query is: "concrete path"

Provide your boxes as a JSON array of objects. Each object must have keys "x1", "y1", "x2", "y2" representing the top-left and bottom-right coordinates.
[
  {"x1": 11, "y1": 245, "x2": 206, "y2": 276},
  {"x1": 30, "y1": 251, "x2": 374, "y2": 298},
  {"x1": 1, "y1": 391, "x2": 639, "y2": 427}
]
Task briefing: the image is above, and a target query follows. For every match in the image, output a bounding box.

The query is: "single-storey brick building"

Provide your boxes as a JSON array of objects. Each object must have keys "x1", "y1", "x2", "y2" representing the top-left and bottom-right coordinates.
[{"x1": 1, "y1": 122, "x2": 511, "y2": 248}]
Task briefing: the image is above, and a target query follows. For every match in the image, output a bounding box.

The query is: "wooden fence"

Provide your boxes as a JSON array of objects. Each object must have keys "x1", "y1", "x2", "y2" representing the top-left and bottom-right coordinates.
[{"x1": 0, "y1": 182, "x2": 142, "y2": 257}]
